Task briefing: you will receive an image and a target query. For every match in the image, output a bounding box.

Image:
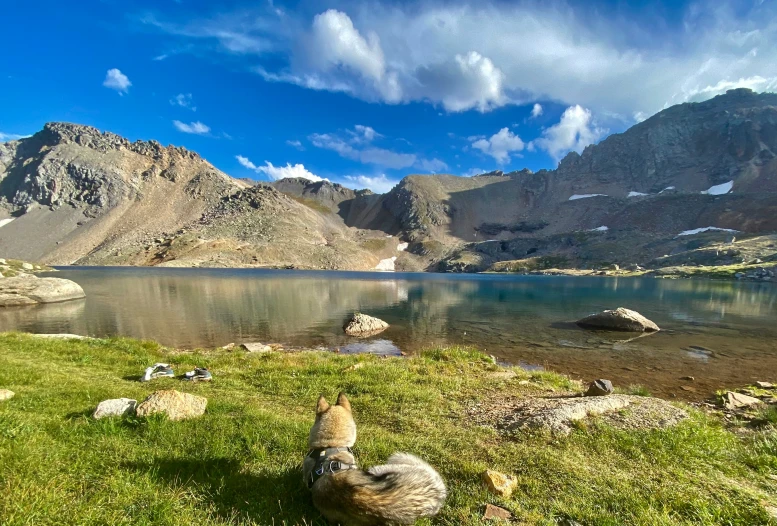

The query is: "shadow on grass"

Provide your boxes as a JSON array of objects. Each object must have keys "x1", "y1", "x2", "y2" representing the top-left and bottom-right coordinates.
[{"x1": 121, "y1": 457, "x2": 325, "y2": 524}]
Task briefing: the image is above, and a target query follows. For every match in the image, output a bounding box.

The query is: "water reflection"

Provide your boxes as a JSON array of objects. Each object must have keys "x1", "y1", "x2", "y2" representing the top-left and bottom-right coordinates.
[{"x1": 1, "y1": 267, "x2": 775, "y2": 399}]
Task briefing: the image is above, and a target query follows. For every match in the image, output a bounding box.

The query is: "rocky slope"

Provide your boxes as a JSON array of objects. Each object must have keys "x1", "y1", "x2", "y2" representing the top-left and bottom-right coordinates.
[{"x1": 1, "y1": 88, "x2": 776, "y2": 271}]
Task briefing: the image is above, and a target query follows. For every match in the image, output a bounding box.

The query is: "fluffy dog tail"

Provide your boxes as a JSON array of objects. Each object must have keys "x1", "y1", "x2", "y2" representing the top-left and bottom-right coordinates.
[{"x1": 363, "y1": 452, "x2": 447, "y2": 522}]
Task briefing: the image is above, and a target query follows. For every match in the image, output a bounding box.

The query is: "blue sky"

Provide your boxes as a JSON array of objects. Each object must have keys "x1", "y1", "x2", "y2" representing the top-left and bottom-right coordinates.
[{"x1": 1, "y1": 0, "x2": 775, "y2": 193}]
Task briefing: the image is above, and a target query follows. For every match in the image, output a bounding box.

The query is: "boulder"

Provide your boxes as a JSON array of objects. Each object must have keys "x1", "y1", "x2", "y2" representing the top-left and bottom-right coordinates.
[
  {"x1": 240, "y1": 342, "x2": 272, "y2": 353},
  {"x1": 344, "y1": 313, "x2": 389, "y2": 336},
  {"x1": 135, "y1": 390, "x2": 207, "y2": 421},
  {"x1": 483, "y1": 503, "x2": 512, "y2": 520},
  {"x1": 0, "y1": 389, "x2": 14, "y2": 401},
  {"x1": 93, "y1": 398, "x2": 137, "y2": 419},
  {"x1": 576, "y1": 307, "x2": 660, "y2": 332},
  {"x1": 756, "y1": 381, "x2": 774, "y2": 389},
  {"x1": 0, "y1": 276, "x2": 85, "y2": 307},
  {"x1": 585, "y1": 379, "x2": 614, "y2": 396},
  {"x1": 21, "y1": 262, "x2": 34, "y2": 270},
  {"x1": 482, "y1": 470, "x2": 517, "y2": 497},
  {"x1": 724, "y1": 391, "x2": 762, "y2": 410}
]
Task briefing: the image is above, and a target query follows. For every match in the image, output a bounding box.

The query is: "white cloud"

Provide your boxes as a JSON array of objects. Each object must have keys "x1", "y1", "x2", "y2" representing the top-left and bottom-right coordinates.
[
  {"x1": 170, "y1": 93, "x2": 196, "y2": 111},
  {"x1": 462, "y1": 167, "x2": 486, "y2": 177},
  {"x1": 416, "y1": 158, "x2": 448, "y2": 173},
  {"x1": 471, "y1": 128, "x2": 524, "y2": 164},
  {"x1": 531, "y1": 103, "x2": 543, "y2": 118},
  {"x1": 103, "y1": 68, "x2": 131, "y2": 94},
  {"x1": 0, "y1": 132, "x2": 28, "y2": 142},
  {"x1": 286, "y1": 139, "x2": 304, "y2": 150},
  {"x1": 144, "y1": 1, "x2": 777, "y2": 119},
  {"x1": 531, "y1": 105, "x2": 606, "y2": 161},
  {"x1": 173, "y1": 120, "x2": 211, "y2": 135},
  {"x1": 343, "y1": 174, "x2": 398, "y2": 193},
  {"x1": 349, "y1": 124, "x2": 381, "y2": 143},
  {"x1": 236, "y1": 155, "x2": 324, "y2": 182}
]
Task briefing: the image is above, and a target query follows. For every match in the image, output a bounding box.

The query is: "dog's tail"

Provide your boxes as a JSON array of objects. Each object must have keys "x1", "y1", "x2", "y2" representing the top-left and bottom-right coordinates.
[{"x1": 362, "y1": 452, "x2": 447, "y2": 522}]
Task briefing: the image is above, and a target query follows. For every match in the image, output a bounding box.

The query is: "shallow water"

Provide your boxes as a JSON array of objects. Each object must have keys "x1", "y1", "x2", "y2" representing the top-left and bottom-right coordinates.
[{"x1": 3, "y1": 267, "x2": 776, "y2": 400}]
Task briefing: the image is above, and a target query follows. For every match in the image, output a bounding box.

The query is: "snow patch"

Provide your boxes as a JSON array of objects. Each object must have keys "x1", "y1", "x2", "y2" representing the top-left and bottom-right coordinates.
[
  {"x1": 660, "y1": 186, "x2": 676, "y2": 193},
  {"x1": 677, "y1": 226, "x2": 739, "y2": 237},
  {"x1": 0, "y1": 218, "x2": 14, "y2": 229},
  {"x1": 374, "y1": 256, "x2": 397, "y2": 271},
  {"x1": 397, "y1": 242, "x2": 409, "y2": 252},
  {"x1": 627, "y1": 191, "x2": 648, "y2": 197},
  {"x1": 701, "y1": 180, "x2": 733, "y2": 195},
  {"x1": 568, "y1": 194, "x2": 607, "y2": 201},
  {"x1": 589, "y1": 226, "x2": 609, "y2": 232}
]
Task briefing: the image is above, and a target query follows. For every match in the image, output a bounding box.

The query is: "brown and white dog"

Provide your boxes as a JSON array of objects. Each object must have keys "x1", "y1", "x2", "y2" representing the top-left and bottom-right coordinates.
[{"x1": 303, "y1": 392, "x2": 447, "y2": 525}]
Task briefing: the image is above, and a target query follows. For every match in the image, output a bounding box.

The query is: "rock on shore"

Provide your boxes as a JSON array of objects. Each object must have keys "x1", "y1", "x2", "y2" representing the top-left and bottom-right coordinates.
[
  {"x1": 576, "y1": 307, "x2": 660, "y2": 332},
  {"x1": 0, "y1": 276, "x2": 86, "y2": 307}
]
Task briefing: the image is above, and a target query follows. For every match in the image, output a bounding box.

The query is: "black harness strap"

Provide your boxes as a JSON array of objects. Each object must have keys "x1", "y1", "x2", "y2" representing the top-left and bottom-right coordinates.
[{"x1": 306, "y1": 447, "x2": 358, "y2": 489}]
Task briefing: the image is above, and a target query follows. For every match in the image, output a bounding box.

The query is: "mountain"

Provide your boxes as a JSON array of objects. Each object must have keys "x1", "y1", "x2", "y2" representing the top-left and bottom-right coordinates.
[{"x1": 1, "y1": 88, "x2": 776, "y2": 271}]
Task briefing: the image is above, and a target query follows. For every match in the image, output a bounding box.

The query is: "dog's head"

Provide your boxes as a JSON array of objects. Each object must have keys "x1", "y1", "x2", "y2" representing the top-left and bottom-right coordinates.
[{"x1": 308, "y1": 392, "x2": 357, "y2": 449}]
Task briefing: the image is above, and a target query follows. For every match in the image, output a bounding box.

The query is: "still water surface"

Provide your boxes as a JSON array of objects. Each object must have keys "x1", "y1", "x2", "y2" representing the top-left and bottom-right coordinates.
[{"x1": 2, "y1": 267, "x2": 776, "y2": 399}]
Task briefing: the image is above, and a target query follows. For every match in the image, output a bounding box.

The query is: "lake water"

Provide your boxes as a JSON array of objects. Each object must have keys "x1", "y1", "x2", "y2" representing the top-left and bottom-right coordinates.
[{"x1": 3, "y1": 267, "x2": 777, "y2": 399}]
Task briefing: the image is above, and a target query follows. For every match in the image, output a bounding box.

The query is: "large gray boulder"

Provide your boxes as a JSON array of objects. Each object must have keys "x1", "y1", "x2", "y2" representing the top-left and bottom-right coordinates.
[
  {"x1": 576, "y1": 307, "x2": 660, "y2": 332},
  {"x1": 0, "y1": 276, "x2": 85, "y2": 307},
  {"x1": 344, "y1": 313, "x2": 389, "y2": 336}
]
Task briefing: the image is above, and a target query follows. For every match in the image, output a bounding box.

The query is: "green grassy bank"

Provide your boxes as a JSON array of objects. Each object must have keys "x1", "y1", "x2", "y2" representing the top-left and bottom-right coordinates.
[{"x1": 0, "y1": 333, "x2": 776, "y2": 525}]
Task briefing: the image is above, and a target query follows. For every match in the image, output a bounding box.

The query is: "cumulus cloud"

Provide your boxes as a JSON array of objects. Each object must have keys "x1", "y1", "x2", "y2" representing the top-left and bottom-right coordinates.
[
  {"x1": 144, "y1": 1, "x2": 777, "y2": 119},
  {"x1": 103, "y1": 68, "x2": 131, "y2": 94},
  {"x1": 531, "y1": 103, "x2": 543, "y2": 118},
  {"x1": 531, "y1": 105, "x2": 606, "y2": 161},
  {"x1": 170, "y1": 93, "x2": 196, "y2": 111},
  {"x1": 236, "y1": 155, "x2": 324, "y2": 181},
  {"x1": 471, "y1": 128, "x2": 524, "y2": 164},
  {"x1": 286, "y1": 139, "x2": 304, "y2": 150},
  {"x1": 343, "y1": 174, "x2": 398, "y2": 193},
  {"x1": 173, "y1": 120, "x2": 210, "y2": 135}
]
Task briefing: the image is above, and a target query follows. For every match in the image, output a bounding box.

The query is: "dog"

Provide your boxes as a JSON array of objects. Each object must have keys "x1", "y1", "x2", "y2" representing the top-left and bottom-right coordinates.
[{"x1": 303, "y1": 392, "x2": 447, "y2": 525}]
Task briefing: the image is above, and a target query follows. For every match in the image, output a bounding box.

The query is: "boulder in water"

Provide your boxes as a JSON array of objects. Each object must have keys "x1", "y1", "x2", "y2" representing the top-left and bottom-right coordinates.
[
  {"x1": 343, "y1": 313, "x2": 389, "y2": 336},
  {"x1": 576, "y1": 307, "x2": 659, "y2": 332}
]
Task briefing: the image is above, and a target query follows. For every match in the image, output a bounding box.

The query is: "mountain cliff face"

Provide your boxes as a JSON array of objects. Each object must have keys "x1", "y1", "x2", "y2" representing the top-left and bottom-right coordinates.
[{"x1": 1, "y1": 88, "x2": 776, "y2": 271}]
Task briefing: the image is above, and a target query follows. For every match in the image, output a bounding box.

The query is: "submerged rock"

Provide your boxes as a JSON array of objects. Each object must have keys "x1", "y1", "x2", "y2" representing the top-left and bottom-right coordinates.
[
  {"x1": 576, "y1": 307, "x2": 660, "y2": 332},
  {"x1": 93, "y1": 398, "x2": 137, "y2": 419},
  {"x1": 240, "y1": 342, "x2": 272, "y2": 353},
  {"x1": 585, "y1": 379, "x2": 614, "y2": 396},
  {"x1": 482, "y1": 469, "x2": 517, "y2": 497},
  {"x1": 135, "y1": 390, "x2": 207, "y2": 421},
  {"x1": 0, "y1": 276, "x2": 85, "y2": 307},
  {"x1": 343, "y1": 313, "x2": 389, "y2": 336}
]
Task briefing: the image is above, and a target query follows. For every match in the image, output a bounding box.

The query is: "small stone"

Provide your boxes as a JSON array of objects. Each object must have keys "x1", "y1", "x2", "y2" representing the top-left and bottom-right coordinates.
[
  {"x1": 240, "y1": 342, "x2": 272, "y2": 353},
  {"x1": 756, "y1": 381, "x2": 774, "y2": 389},
  {"x1": 585, "y1": 379, "x2": 614, "y2": 396},
  {"x1": 93, "y1": 398, "x2": 137, "y2": 419},
  {"x1": 680, "y1": 376, "x2": 695, "y2": 381},
  {"x1": 0, "y1": 389, "x2": 15, "y2": 401},
  {"x1": 22, "y1": 263, "x2": 34, "y2": 270},
  {"x1": 483, "y1": 503, "x2": 512, "y2": 520},
  {"x1": 482, "y1": 470, "x2": 518, "y2": 498},
  {"x1": 135, "y1": 390, "x2": 207, "y2": 421},
  {"x1": 221, "y1": 343, "x2": 235, "y2": 350},
  {"x1": 343, "y1": 313, "x2": 389, "y2": 337},
  {"x1": 724, "y1": 391, "x2": 762, "y2": 410}
]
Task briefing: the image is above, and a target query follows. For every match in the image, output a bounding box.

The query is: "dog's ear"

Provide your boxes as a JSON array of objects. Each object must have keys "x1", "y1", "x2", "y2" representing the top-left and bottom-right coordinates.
[
  {"x1": 336, "y1": 392, "x2": 351, "y2": 413},
  {"x1": 316, "y1": 395, "x2": 330, "y2": 414}
]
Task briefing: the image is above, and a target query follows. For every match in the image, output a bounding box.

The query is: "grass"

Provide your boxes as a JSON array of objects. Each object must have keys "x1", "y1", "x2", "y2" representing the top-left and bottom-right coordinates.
[
  {"x1": 656, "y1": 261, "x2": 777, "y2": 280},
  {"x1": 359, "y1": 238, "x2": 389, "y2": 251},
  {"x1": 1, "y1": 333, "x2": 776, "y2": 525}
]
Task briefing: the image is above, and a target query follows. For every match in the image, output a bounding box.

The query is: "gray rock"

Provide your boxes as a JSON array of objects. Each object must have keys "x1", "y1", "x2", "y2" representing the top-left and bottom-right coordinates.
[
  {"x1": 585, "y1": 379, "x2": 614, "y2": 396},
  {"x1": 724, "y1": 391, "x2": 762, "y2": 410},
  {"x1": 0, "y1": 276, "x2": 85, "y2": 307},
  {"x1": 93, "y1": 398, "x2": 137, "y2": 419},
  {"x1": 0, "y1": 389, "x2": 15, "y2": 401},
  {"x1": 21, "y1": 262, "x2": 34, "y2": 270},
  {"x1": 240, "y1": 342, "x2": 272, "y2": 353},
  {"x1": 344, "y1": 313, "x2": 389, "y2": 336},
  {"x1": 135, "y1": 390, "x2": 207, "y2": 421},
  {"x1": 576, "y1": 307, "x2": 660, "y2": 332}
]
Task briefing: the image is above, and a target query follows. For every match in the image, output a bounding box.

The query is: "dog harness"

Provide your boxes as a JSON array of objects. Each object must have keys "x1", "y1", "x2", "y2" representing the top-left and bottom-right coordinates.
[{"x1": 306, "y1": 447, "x2": 358, "y2": 489}]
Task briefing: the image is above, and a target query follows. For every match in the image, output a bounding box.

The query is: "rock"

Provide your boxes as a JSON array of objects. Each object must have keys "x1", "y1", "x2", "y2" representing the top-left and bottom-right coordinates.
[
  {"x1": 0, "y1": 276, "x2": 86, "y2": 307},
  {"x1": 21, "y1": 262, "x2": 34, "y2": 270},
  {"x1": 135, "y1": 390, "x2": 207, "y2": 421},
  {"x1": 343, "y1": 313, "x2": 389, "y2": 337},
  {"x1": 240, "y1": 342, "x2": 272, "y2": 353},
  {"x1": 680, "y1": 376, "x2": 695, "y2": 381},
  {"x1": 93, "y1": 398, "x2": 137, "y2": 419},
  {"x1": 608, "y1": 264, "x2": 620, "y2": 271},
  {"x1": 482, "y1": 470, "x2": 518, "y2": 497},
  {"x1": 576, "y1": 307, "x2": 660, "y2": 332},
  {"x1": 735, "y1": 272, "x2": 745, "y2": 279},
  {"x1": 756, "y1": 381, "x2": 774, "y2": 389},
  {"x1": 0, "y1": 389, "x2": 15, "y2": 401},
  {"x1": 483, "y1": 503, "x2": 512, "y2": 520},
  {"x1": 724, "y1": 391, "x2": 762, "y2": 410},
  {"x1": 585, "y1": 379, "x2": 614, "y2": 396},
  {"x1": 221, "y1": 342, "x2": 235, "y2": 350},
  {"x1": 0, "y1": 259, "x2": 6, "y2": 264}
]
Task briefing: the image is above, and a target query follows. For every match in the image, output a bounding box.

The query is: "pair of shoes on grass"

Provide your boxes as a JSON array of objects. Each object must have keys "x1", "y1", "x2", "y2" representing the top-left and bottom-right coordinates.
[{"x1": 140, "y1": 363, "x2": 212, "y2": 382}]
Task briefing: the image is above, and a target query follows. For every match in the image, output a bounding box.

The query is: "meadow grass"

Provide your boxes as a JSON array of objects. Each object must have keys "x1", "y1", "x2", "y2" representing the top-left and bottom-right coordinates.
[{"x1": 0, "y1": 333, "x2": 776, "y2": 525}]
